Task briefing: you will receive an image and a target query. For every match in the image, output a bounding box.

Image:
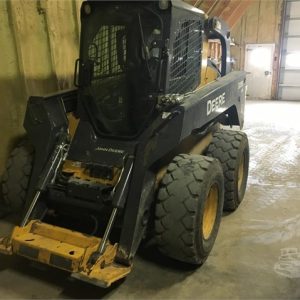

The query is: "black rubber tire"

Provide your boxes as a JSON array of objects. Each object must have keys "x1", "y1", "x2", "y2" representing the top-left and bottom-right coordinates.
[
  {"x1": 1, "y1": 139, "x2": 34, "y2": 212},
  {"x1": 205, "y1": 129, "x2": 249, "y2": 211},
  {"x1": 155, "y1": 154, "x2": 224, "y2": 265}
]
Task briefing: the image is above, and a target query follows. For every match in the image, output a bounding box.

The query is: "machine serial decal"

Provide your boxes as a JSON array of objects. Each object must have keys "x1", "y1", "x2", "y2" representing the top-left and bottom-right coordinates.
[
  {"x1": 95, "y1": 147, "x2": 124, "y2": 154},
  {"x1": 207, "y1": 92, "x2": 226, "y2": 116}
]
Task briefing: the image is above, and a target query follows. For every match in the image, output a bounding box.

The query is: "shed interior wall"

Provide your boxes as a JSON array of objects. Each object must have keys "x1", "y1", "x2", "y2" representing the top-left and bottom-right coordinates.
[
  {"x1": 231, "y1": 0, "x2": 283, "y2": 98},
  {"x1": 0, "y1": 0, "x2": 81, "y2": 174},
  {"x1": 0, "y1": 0, "x2": 283, "y2": 174}
]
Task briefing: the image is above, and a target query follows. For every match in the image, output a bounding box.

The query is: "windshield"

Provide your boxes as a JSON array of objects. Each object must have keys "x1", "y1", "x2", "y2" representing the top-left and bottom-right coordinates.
[{"x1": 79, "y1": 3, "x2": 162, "y2": 137}]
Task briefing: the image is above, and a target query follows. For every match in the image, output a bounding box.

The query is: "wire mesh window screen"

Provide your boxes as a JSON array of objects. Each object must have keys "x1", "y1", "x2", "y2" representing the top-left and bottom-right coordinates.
[
  {"x1": 169, "y1": 20, "x2": 202, "y2": 94},
  {"x1": 88, "y1": 25, "x2": 126, "y2": 80}
]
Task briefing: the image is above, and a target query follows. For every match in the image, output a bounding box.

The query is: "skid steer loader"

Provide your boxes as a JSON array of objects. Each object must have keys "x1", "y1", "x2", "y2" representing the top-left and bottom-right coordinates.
[{"x1": 0, "y1": 0, "x2": 249, "y2": 288}]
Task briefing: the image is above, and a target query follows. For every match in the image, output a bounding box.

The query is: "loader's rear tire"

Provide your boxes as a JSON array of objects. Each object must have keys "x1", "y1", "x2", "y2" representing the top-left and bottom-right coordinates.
[
  {"x1": 155, "y1": 154, "x2": 224, "y2": 265},
  {"x1": 205, "y1": 129, "x2": 249, "y2": 211},
  {"x1": 1, "y1": 139, "x2": 34, "y2": 212}
]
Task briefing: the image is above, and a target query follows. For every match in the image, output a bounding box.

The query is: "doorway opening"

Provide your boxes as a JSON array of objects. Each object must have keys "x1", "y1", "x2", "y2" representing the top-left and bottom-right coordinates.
[{"x1": 244, "y1": 44, "x2": 275, "y2": 100}]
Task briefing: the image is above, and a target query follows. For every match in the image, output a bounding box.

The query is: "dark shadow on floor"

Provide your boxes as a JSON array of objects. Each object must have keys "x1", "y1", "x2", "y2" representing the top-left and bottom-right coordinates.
[
  {"x1": 0, "y1": 241, "x2": 197, "y2": 299},
  {"x1": 0, "y1": 254, "x2": 118, "y2": 299},
  {"x1": 138, "y1": 242, "x2": 198, "y2": 272}
]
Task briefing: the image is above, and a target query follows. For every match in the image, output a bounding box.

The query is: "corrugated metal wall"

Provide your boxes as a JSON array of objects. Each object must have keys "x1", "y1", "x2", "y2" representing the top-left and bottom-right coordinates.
[{"x1": 0, "y1": 0, "x2": 82, "y2": 173}]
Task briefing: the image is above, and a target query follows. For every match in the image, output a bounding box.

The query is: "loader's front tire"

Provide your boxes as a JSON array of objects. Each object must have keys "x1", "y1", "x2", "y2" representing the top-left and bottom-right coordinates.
[
  {"x1": 1, "y1": 139, "x2": 34, "y2": 212},
  {"x1": 155, "y1": 154, "x2": 224, "y2": 265},
  {"x1": 205, "y1": 129, "x2": 249, "y2": 211}
]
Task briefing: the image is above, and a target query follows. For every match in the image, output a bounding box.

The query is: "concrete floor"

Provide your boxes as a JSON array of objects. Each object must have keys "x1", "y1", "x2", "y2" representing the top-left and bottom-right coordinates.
[{"x1": 1, "y1": 100, "x2": 300, "y2": 299}]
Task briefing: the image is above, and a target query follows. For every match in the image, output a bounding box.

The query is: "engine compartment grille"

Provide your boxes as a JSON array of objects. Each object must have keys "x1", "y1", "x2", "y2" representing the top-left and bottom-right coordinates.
[{"x1": 169, "y1": 20, "x2": 202, "y2": 94}]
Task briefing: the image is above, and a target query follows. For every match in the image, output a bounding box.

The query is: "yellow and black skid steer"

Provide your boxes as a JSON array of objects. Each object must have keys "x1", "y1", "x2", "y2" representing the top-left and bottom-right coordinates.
[{"x1": 0, "y1": 0, "x2": 249, "y2": 288}]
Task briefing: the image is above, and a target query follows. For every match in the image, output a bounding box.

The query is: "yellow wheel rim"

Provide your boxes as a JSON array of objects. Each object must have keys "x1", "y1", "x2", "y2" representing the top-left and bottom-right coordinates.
[
  {"x1": 238, "y1": 153, "x2": 245, "y2": 192},
  {"x1": 202, "y1": 184, "x2": 218, "y2": 240}
]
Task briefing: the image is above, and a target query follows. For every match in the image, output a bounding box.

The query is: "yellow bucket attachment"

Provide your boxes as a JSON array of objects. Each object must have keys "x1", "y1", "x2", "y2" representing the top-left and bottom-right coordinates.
[{"x1": 0, "y1": 220, "x2": 131, "y2": 288}]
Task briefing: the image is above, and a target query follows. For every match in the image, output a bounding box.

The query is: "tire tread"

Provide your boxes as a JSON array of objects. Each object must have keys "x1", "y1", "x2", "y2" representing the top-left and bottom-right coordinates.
[
  {"x1": 206, "y1": 129, "x2": 248, "y2": 211},
  {"x1": 1, "y1": 139, "x2": 33, "y2": 211},
  {"x1": 155, "y1": 154, "x2": 220, "y2": 264}
]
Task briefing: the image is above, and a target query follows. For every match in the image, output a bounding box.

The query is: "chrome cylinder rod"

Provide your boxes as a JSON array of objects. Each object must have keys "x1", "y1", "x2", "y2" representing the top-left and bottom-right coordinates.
[{"x1": 98, "y1": 207, "x2": 118, "y2": 255}]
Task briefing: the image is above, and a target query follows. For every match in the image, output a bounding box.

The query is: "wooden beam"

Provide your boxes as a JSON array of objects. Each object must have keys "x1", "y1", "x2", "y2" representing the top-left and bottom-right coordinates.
[
  {"x1": 185, "y1": 0, "x2": 196, "y2": 6},
  {"x1": 226, "y1": 0, "x2": 254, "y2": 28},
  {"x1": 219, "y1": 0, "x2": 240, "y2": 21},
  {"x1": 185, "y1": 0, "x2": 254, "y2": 29},
  {"x1": 207, "y1": 0, "x2": 219, "y2": 15},
  {"x1": 209, "y1": 0, "x2": 230, "y2": 17},
  {"x1": 197, "y1": 0, "x2": 218, "y2": 14},
  {"x1": 193, "y1": 0, "x2": 204, "y2": 8}
]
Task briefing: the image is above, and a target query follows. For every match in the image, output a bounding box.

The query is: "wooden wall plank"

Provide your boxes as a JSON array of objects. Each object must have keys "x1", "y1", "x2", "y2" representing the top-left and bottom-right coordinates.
[
  {"x1": 74, "y1": 0, "x2": 82, "y2": 36},
  {"x1": 45, "y1": 0, "x2": 79, "y2": 89},
  {"x1": 257, "y1": 0, "x2": 277, "y2": 42},
  {"x1": 231, "y1": 0, "x2": 284, "y2": 98},
  {"x1": 9, "y1": 0, "x2": 58, "y2": 95},
  {"x1": 227, "y1": 1, "x2": 253, "y2": 28},
  {"x1": 0, "y1": 0, "x2": 81, "y2": 173},
  {"x1": 0, "y1": 0, "x2": 27, "y2": 172}
]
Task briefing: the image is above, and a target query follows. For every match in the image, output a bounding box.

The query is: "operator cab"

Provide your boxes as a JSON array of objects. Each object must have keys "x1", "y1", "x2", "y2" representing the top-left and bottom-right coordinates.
[
  {"x1": 77, "y1": 2, "x2": 163, "y2": 137},
  {"x1": 75, "y1": 1, "x2": 231, "y2": 140}
]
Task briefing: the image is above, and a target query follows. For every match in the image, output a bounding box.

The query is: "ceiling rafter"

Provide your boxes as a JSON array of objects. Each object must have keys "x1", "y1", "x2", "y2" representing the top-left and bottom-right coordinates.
[
  {"x1": 226, "y1": 0, "x2": 253, "y2": 28},
  {"x1": 185, "y1": 0, "x2": 254, "y2": 29}
]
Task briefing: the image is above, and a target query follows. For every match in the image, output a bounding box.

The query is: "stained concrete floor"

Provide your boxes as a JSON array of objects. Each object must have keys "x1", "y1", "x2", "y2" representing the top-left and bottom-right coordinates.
[{"x1": 0, "y1": 100, "x2": 300, "y2": 299}]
